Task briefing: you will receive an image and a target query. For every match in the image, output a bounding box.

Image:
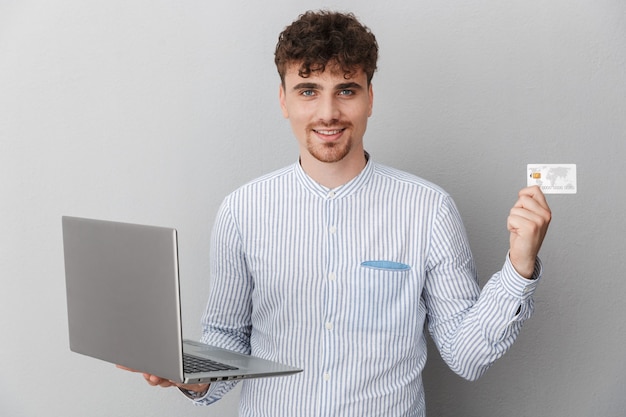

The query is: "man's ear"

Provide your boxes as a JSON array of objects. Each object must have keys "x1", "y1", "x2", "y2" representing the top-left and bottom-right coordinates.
[
  {"x1": 279, "y1": 84, "x2": 289, "y2": 118},
  {"x1": 368, "y1": 83, "x2": 374, "y2": 117}
]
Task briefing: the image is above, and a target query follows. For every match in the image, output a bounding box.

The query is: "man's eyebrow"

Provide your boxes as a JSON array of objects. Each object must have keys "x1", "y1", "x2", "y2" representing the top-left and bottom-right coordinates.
[
  {"x1": 335, "y1": 82, "x2": 364, "y2": 90},
  {"x1": 292, "y1": 82, "x2": 321, "y2": 91}
]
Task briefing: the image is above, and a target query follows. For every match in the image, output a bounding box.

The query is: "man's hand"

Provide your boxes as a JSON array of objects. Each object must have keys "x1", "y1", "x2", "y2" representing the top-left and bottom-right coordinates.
[
  {"x1": 116, "y1": 365, "x2": 210, "y2": 394},
  {"x1": 507, "y1": 186, "x2": 552, "y2": 279}
]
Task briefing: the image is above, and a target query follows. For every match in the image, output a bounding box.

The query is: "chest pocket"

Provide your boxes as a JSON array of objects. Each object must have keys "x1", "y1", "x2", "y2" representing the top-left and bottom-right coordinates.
[{"x1": 348, "y1": 260, "x2": 416, "y2": 337}]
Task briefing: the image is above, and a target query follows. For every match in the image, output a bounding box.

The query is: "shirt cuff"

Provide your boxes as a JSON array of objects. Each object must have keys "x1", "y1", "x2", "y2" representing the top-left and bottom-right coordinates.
[
  {"x1": 500, "y1": 252, "x2": 542, "y2": 301},
  {"x1": 178, "y1": 385, "x2": 211, "y2": 401}
]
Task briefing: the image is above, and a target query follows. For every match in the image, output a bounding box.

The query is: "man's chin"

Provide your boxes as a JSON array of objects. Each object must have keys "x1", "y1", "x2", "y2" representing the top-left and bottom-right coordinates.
[{"x1": 309, "y1": 145, "x2": 351, "y2": 163}]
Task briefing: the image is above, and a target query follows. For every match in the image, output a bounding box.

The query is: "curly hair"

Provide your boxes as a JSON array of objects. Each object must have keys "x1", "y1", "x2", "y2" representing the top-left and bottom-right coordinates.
[{"x1": 274, "y1": 10, "x2": 378, "y2": 85}]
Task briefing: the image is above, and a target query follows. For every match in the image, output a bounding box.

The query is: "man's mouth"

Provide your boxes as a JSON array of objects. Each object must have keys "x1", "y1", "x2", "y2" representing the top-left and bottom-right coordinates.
[
  {"x1": 312, "y1": 128, "x2": 348, "y2": 143},
  {"x1": 313, "y1": 128, "x2": 346, "y2": 136}
]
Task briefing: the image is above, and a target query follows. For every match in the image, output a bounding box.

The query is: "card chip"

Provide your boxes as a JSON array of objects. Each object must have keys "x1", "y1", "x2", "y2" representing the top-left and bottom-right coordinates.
[{"x1": 531, "y1": 172, "x2": 541, "y2": 179}]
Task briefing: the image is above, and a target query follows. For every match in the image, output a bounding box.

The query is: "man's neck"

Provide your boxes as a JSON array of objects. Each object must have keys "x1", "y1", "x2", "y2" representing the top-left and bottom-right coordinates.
[{"x1": 299, "y1": 151, "x2": 368, "y2": 189}]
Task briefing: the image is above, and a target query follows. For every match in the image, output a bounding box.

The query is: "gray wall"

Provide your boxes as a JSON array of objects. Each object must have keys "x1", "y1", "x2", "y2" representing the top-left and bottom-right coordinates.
[{"x1": 1, "y1": 1, "x2": 624, "y2": 416}]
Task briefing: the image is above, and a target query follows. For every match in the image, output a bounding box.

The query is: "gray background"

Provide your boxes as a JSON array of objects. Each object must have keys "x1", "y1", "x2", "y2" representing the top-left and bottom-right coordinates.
[{"x1": 1, "y1": 0, "x2": 624, "y2": 416}]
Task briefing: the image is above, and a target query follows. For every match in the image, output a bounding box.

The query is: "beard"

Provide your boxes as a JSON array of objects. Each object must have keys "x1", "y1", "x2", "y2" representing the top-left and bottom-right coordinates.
[
  {"x1": 305, "y1": 121, "x2": 353, "y2": 163},
  {"x1": 307, "y1": 139, "x2": 352, "y2": 163}
]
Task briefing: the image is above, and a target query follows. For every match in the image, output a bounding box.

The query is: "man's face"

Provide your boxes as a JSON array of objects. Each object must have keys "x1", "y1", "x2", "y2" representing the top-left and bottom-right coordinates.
[{"x1": 279, "y1": 63, "x2": 373, "y2": 165}]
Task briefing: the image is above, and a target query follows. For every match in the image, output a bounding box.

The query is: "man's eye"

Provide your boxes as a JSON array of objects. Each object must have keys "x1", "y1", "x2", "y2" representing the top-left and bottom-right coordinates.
[
  {"x1": 339, "y1": 89, "x2": 354, "y2": 96},
  {"x1": 300, "y1": 90, "x2": 315, "y2": 96}
]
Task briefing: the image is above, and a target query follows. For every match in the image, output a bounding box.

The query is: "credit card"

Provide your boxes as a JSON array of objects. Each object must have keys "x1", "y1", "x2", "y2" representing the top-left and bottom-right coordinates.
[{"x1": 527, "y1": 164, "x2": 577, "y2": 194}]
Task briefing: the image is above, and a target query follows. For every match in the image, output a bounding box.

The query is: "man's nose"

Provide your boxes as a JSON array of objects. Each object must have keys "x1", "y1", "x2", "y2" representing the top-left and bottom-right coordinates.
[{"x1": 317, "y1": 95, "x2": 341, "y2": 122}]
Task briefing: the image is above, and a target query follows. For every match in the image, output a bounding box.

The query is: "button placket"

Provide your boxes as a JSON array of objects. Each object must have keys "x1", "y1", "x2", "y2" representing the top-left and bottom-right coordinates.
[{"x1": 322, "y1": 188, "x2": 338, "y2": 389}]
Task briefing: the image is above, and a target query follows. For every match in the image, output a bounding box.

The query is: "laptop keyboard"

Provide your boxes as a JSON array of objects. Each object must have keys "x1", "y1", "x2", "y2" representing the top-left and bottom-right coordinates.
[{"x1": 183, "y1": 353, "x2": 239, "y2": 373}]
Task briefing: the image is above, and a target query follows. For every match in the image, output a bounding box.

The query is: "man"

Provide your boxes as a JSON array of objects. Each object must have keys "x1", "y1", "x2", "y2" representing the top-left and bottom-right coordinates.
[{"x1": 128, "y1": 10, "x2": 551, "y2": 416}]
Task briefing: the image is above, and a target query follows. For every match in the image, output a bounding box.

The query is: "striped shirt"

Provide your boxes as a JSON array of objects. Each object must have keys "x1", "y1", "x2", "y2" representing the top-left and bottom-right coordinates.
[{"x1": 190, "y1": 157, "x2": 541, "y2": 416}]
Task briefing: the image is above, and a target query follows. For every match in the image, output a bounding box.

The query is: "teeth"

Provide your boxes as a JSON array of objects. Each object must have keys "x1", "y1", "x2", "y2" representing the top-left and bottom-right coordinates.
[{"x1": 315, "y1": 129, "x2": 343, "y2": 135}]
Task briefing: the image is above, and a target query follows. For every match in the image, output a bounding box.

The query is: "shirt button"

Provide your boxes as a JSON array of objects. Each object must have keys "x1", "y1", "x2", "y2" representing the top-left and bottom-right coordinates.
[
  {"x1": 327, "y1": 191, "x2": 336, "y2": 199},
  {"x1": 325, "y1": 322, "x2": 333, "y2": 330},
  {"x1": 328, "y1": 272, "x2": 336, "y2": 281},
  {"x1": 323, "y1": 372, "x2": 331, "y2": 381},
  {"x1": 329, "y1": 225, "x2": 337, "y2": 234}
]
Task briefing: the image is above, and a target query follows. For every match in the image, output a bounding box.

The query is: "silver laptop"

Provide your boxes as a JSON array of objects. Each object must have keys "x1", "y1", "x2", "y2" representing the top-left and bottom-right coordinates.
[{"x1": 62, "y1": 216, "x2": 301, "y2": 384}]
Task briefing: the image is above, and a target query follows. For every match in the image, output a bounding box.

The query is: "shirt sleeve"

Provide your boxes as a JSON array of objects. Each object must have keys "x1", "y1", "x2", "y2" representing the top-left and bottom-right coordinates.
[
  {"x1": 423, "y1": 195, "x2": 542, "y2": 381},
  {"x1": 179, "y1": 381, "x2": 239, "y2": 406},
  {"x1": 180, "y1": 197, "x2": 253, "y2": 405}
]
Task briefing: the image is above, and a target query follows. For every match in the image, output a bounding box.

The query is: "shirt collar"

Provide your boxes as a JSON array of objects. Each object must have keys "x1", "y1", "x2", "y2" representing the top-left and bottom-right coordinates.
[{"x1": 294, "y1": 152, "x2": 374, "y2": 200}]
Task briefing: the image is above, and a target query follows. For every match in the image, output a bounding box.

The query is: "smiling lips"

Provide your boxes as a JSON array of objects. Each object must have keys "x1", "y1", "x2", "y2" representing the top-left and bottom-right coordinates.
[{"x1": 312, "y1": 127, "x2": 347, "y2": 142}]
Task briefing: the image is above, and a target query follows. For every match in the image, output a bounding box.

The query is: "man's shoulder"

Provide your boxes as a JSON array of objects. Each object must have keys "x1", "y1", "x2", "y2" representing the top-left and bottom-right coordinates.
[{"x1": 371, "y1": 161, "x2": 450, "y2": 197}]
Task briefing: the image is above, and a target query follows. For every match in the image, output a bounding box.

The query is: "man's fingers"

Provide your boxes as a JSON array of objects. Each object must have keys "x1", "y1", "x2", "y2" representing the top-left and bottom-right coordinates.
[
  {"x1": 512, "y1": 189, "x2": 552, "y2": 226},
  {"x1": 116, "y1": 364, "x2": 140, "y2": 373},
  {"x1": 143, "y1": 373, "x2": 176, "y2": 387},
  {"x1": 517, "y1": 185, "x2": 550, "y2": 212}
]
